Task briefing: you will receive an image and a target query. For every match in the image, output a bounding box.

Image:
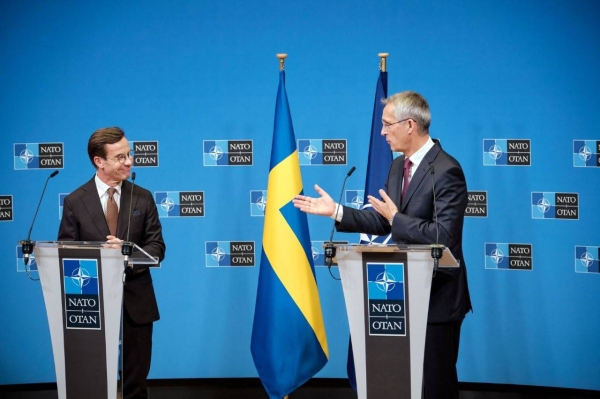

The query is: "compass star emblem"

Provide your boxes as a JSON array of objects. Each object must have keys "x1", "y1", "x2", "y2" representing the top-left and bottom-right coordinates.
[
  {"x1": 311, "y1": 246, "x2": 320, "y2": 260},
  {"x1": 20, "y1": 149, "x2": 35, "y2": 164},
  {"x1": 488, "y1": 144, "x2": 503, "y2": 160},
  {"x1": 360, "y1": 233, "x2": 391, "y2": 245},
  {"x1": 302, "y1": 145, "x2": 318, "y2": 160},
  {"x1": 350, "y1": 195, "x2": 364, "y2": 209},
  {"x1": 536, "y1": 197, "x2": 551, "y2": 214},
  {"x1": 578, "y1": 146, "x2": 592, "y2": 162},
  {"x1": 375, "y1": 271, "x2": 397, "y2": 293},
  {"x1": 27, "y1": 254, "x2": 37, "y2": 268},
  {"x1": 255, "y1": 196, "x2": 267, "y2": 212},
  {"x1": 71, "y1": 267, "x2": 91, "y2": 287},
  {"x1": 209, "y1": 146, "x2": 224, "y2": 161},
  {"x1": 160, "y1": 196, "x2": 175, "y2": 212},
  {"x1": 580, "y1": 252, "x2": 594, "y2": 269},
  {"x1": 211, "y1": 246, "x2": 226, "y2": 262},
  {"x1": 490, "y1": 248, "x2": 504, "y2": 264}
]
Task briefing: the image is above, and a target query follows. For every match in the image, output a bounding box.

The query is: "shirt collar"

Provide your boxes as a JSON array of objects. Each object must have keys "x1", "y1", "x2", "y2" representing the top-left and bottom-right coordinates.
[
  {"x1": 95, "y1": 174, "x2": 122, "y2": 197},
  {"x1": 407, "y1": 137, "x2": 435, "y2": 170}
]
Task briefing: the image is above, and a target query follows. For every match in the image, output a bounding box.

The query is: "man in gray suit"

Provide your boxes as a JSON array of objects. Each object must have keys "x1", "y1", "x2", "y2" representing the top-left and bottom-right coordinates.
[
  {"x1": 58, "y1": 127, "x2": 166, "y2": 399},
  {"x1": 294, "y1": 91, "x2": 471, "y2": 399}
]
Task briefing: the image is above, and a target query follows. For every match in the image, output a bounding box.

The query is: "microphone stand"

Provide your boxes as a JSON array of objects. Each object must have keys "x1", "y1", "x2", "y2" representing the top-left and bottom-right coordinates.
[
  {"x1": 429, "y1": 165, "x2": 442, "y2": 274},
  {"x1": 324, "y1": 166, "x2": 356, "y2": 278},
  {"x1": 118, "y1": 171, "x2": 135, "y2": 397},
  {"x1": 21, "y1": 170, "x2": 59, "y2": 271},
  {"x1": 121, "y1": 172, "x2": 136, "y2": 271}
]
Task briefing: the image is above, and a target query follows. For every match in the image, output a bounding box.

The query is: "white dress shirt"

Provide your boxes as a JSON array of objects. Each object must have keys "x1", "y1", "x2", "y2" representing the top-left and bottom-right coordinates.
[
  {"x1": 95, "y1": 174, "x2": 123, "y2": 216},
  {"x1": 332, "y1": 137, "x2": 435, "y2": 222}
]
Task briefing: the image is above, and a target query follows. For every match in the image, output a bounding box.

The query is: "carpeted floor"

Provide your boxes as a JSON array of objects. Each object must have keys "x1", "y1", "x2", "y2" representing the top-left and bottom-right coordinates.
[{"x1": 1, "y1": 379, "x2": 599, "y2": 399}]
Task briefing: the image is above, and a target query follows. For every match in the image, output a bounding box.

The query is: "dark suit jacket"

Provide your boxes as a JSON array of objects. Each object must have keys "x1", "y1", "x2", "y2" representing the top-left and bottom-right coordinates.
[
  {"x1": 338, "y1": 141, "x2": 472, "y2": 323},
  {"x1": 58, "y1": 177, "x2": 166, "y2": 324}
]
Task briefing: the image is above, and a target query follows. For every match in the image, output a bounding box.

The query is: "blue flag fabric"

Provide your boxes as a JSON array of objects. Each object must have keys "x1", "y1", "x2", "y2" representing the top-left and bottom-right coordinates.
[
  {"x1": 251, "y1": 71, "x2": 329, "y2": 399},
  {"x1": 349, "y1": 71, "x2": 391, "y2": 392},
  {"x1": 359, "y1": 71, "x2": 391, "y2": 245}
]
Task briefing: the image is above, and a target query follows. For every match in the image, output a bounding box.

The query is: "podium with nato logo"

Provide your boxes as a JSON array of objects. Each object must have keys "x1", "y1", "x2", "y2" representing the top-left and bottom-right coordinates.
[
  {"x1": 24, "y1": 241, "x2": 157, "y2": 399},
  {"x1": 335, "y1": 244, "x2": 458, "y2": 399}
]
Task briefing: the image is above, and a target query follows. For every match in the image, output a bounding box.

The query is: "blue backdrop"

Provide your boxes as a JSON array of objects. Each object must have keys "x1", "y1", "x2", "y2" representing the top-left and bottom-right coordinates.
[{"x1": 1, "y1": 0, "x2": 599, "y2": 392}]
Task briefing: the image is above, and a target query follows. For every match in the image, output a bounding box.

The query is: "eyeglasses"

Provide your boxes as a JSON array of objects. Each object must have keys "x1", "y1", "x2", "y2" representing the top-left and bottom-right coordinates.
[
  {"x1": 104, "y1": 151, "x2": 133, "y2": 164},
  {"x1": 382, "y1": 118, "x2": 412, "y2": 131}
]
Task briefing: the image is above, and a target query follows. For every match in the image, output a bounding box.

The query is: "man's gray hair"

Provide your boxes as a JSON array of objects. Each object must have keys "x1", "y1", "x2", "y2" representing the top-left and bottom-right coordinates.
[{"x1": 382, "y1": 91, "x2": 431, "y2": 132}]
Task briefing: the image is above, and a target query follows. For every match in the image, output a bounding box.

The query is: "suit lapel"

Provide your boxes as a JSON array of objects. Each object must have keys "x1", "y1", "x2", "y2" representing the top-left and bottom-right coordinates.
[
  {"x1": 400, "y1": 143, "x2": 441, "y2": 211},
  {"x1": 392, "y1": 156, "x2": 404, "y2": 207},
  {"x1": 79, "y1": 177, "x2": 111, "y2": 238},
  {"x1": 386, "y1": 157, "x2": 403, "y2": 208}
]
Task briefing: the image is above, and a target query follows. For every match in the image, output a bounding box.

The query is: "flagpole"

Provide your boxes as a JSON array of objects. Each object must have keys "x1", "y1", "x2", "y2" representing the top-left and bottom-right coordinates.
[
  {"x1": 277, "y1": 53, "x2": 289, "y2": 399},
  {"x1": 254, "y1": 51, "x2": 326, "y2": 399},
  {"x1": 276, "y1": 53, "x2": 287, "y2": 71},
  {"x1": 378, "y1": 52, "x2": 389, "y2": 72}
]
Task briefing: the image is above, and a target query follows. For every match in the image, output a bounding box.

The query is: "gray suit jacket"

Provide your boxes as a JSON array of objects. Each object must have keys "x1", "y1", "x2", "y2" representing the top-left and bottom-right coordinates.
[
  {"x1": 338, "y1": 141, "x2": 472, "y2": 322},
  {"x1": 58, "y1": 177, "x2": 166, "y2": 324}
]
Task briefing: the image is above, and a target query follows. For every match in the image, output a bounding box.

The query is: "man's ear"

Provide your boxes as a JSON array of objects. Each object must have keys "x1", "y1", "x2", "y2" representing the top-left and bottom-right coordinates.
[{"x1": 93, "y1": 156, "x2": 103, "y2": 169}]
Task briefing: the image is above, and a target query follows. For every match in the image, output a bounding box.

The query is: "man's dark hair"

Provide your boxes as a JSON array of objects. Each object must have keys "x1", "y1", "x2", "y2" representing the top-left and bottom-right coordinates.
[{"x1": 87, "y1": 127, "x2": 125, "y2": 168}]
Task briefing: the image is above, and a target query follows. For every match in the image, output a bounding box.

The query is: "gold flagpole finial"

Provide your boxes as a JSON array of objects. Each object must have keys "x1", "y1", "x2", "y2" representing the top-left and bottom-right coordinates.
[
  {"x1": 378, "y1": 53, "x2": 389, "y2": 72},
  {"x1": 276, "y1": 53, "x2": 288, "y2": 71}
]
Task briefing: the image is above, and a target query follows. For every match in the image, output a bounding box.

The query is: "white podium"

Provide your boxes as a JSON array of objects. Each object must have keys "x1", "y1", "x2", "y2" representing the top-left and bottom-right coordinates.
[
  {"x1": 22, "y1": 241, "x2": 157, "y2": 399},
  {"x1": 335, "y1": 244, "x2": 458, "y2": 399}
]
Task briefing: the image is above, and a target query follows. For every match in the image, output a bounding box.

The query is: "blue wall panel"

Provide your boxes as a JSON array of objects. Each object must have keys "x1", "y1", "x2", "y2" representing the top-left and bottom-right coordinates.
[{"x1": 1, "y1": 0, "x2": 599, "y2": 391}]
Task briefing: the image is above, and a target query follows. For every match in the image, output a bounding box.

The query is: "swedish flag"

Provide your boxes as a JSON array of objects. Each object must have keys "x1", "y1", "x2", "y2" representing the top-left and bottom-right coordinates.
[{"x1": 251, "y1": 71, "x2": 329, "y2": 398}]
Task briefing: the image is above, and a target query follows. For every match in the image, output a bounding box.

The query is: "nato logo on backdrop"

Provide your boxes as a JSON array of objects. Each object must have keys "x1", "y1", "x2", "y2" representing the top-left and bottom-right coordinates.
[
  {"x1": 345, "y1": 190, "x2": 364, "y2": 209},
  {"x1": 63, "y1": 259, "x2": 101, "y2": 330},
  {"x1": 203, "y1": 140, "x2": 253, "y2": 166},
  {"x1": 298, "y1": 139, "x2": 347, "y2": 165},
  {"x1": 205, "y1": 241, "x2": 255, "y2": 267},
  {"x1": 573, "y1": 140, "x2": 599, "y2": 167},
  {"x1": 531, "y1": 192, "x2": 578, "y2": 219},
  {"x1": 367, "y1": 263, "x2": 406, "y2": 336},
  {"x1": 14, "y1": 143, "x2": 64, "y2": 170},
  {"x1": 575, "y1": 246, "x2": 599, "y2": 273},
  {"x1": 0, "y1": 195, "x2": 13, "y2": 221},
  {"x1": 16, "y1": 246, "x2": 36, "y2": 272},
  {"x1": 250, "y1": 190, "x2": 267, "y2": 217},
  {"x1": 311, "y1": 240, "x2": 349, "y2": 267},
  {"x1": 465, "y1": 191, "x2": 488, "y2": 217},
  {"x1": 483, "y1": 139, "x2": 531, "y2": 166},
  {"x1": 155, "y1": 191, "x2": 205, "y2": 217},
  {"x1": 131, "y1": 141, "x2": 159, "y2": 167},
  {"x1": 485, "y1": 243, "x2": 533, "y2": 270}
]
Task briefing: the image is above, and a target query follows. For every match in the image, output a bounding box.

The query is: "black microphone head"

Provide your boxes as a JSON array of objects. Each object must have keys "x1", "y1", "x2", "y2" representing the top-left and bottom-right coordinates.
[
  {"x1": 50, "y1": 170, "x2": 59, "y2": 178},
  {"x1": 347, "y1": 166, "x2": 356, "y2": 176},
  {"x1": 131, "y1": 171, "x2": 136, "y2": 181},
  {"x1": 430, "y1": 165, "x2": 435, "y2": 175}
]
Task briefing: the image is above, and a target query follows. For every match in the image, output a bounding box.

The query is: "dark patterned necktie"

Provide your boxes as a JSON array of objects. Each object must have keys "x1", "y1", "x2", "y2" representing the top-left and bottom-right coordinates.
[
  {"x1": 106, "y1": 187, "x2": 118, "y2": 236},
  {"x1": 401, "y1": 158, "x2": 412, "y2": 200}
]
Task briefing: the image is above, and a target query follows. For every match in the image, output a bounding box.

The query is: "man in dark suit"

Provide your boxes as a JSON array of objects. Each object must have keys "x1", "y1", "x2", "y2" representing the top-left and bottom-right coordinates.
[
  {"x1": 293, "y1": 91, "x2": 471, "y2": 399},
  {"x1": 58, "y1": 127, "x2": 166, "y2": 399}
]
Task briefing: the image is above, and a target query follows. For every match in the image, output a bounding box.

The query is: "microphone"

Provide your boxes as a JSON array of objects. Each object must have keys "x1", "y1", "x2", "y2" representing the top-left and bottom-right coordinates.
[
  {"x1": 428, "y1": 165, "x2": 443, "y2": 273},
  {"x1": 121, "y1": 172, "x2": 136, "y2": 269},
  {"x1": 324, "y1": 166, "x2": 356, "y2": 273},
  {"x1": 21, "y1": 170, "x2": 59, "y2": 265}
]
